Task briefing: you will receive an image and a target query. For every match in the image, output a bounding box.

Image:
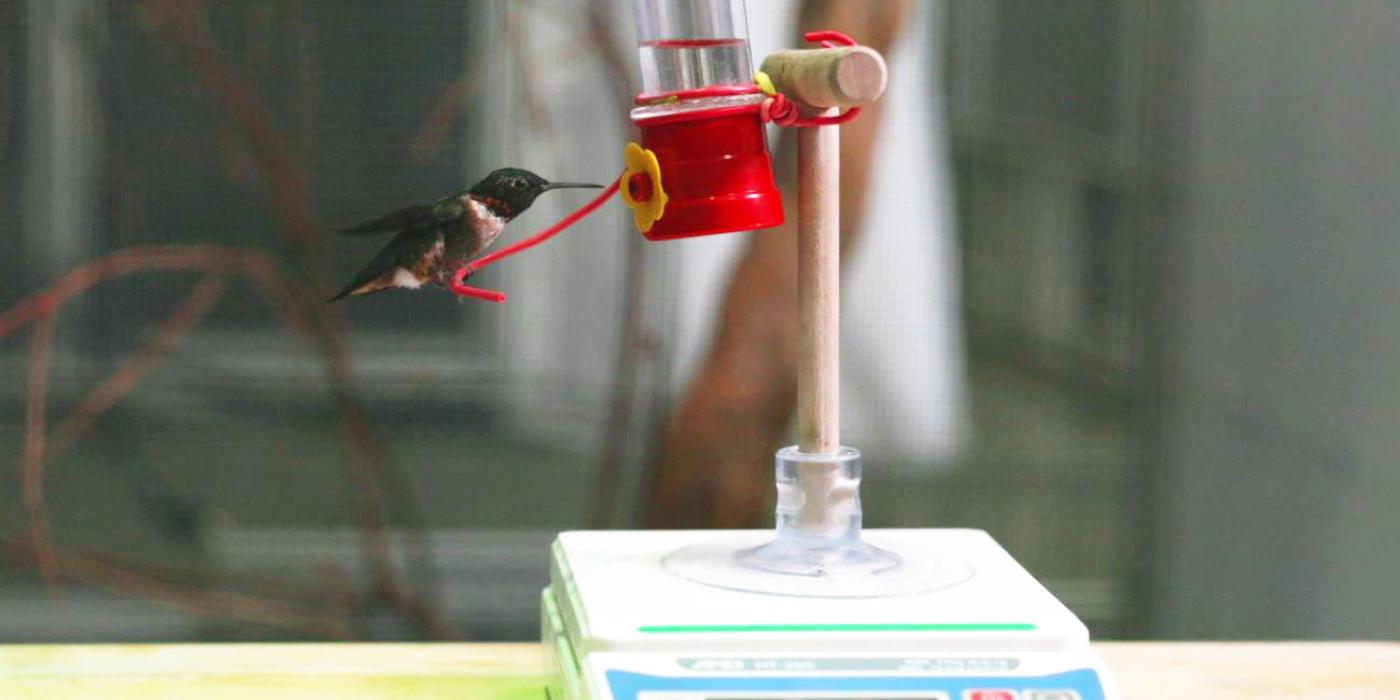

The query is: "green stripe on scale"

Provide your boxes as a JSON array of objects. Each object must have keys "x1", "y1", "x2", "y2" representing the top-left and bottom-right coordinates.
[{"x1": 638, "y1": 623, "x2": 1037, "y2": 633}]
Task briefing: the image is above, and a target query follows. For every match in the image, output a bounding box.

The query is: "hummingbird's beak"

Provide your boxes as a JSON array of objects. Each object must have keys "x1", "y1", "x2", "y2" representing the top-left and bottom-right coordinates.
[{"x1": 542, "y1": 181, "x2": 604, "y2": 190}]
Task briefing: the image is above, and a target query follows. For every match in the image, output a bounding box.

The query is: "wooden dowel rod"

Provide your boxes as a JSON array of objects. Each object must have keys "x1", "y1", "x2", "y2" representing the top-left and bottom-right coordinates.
[{"x1": 796, "y1": 108, "x2": 841, "y2": 455}]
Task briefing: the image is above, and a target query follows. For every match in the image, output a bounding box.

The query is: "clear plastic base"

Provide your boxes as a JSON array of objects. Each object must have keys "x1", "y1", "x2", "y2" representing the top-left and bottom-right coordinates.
[
  {"x1": 738, "y1": 535, "x2": 902, "y2": 578},
  {"x1": 663, "y1": 531, "x2": 973, "y2": 598},
  {"x1": 662, "y1": 446, "x2": 975, "y2": 598}
]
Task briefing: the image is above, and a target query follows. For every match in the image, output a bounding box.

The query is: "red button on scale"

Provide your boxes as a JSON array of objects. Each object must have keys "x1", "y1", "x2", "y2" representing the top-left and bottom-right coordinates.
[{"x1": 965, "y1": 691, "x2": 1018, "y2": 700}]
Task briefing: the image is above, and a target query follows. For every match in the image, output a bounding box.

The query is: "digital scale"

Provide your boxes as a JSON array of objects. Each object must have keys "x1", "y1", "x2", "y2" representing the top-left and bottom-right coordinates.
[{"x1": 542, "y1": 530, "x2": 1118, "y2": 700}]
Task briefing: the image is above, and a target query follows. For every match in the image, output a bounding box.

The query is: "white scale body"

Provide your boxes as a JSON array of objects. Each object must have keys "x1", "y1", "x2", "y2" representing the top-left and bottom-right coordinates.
[{"x1": 543, "y1": 529, "x2": 1120, "y2": 700}]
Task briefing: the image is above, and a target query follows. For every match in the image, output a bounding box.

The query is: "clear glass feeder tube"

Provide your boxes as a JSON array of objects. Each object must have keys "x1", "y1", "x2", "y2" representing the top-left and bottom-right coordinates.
[{"x1": 633, "y1": 0, "x2": 754, "y2": 97}]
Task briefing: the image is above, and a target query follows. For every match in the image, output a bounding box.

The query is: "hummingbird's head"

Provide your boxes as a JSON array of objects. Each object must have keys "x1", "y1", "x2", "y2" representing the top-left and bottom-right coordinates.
[{"x1": 468, "y1": 168, "x2": 603, "y2": 221}]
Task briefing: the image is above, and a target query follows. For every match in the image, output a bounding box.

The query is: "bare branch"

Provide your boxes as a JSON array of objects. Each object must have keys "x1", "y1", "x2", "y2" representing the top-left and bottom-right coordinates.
[
  {"x1": 22, "y1": 316, "x2": 58, "y2": 584},
  {"x1": 5, "y1": 539, "x2": 352, "y2": 640}
]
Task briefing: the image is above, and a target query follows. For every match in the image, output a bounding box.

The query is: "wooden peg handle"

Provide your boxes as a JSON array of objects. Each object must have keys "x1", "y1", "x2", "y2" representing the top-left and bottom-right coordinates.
[{"x1": 759, "y1": 46, "x2": 888, "y2": 109}]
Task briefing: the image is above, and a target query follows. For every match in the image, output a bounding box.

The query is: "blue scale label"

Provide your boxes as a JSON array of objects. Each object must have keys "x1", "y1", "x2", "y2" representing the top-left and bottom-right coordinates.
[{"x1": 606, "y1": 669, "x2": 1104, "y2": 700}]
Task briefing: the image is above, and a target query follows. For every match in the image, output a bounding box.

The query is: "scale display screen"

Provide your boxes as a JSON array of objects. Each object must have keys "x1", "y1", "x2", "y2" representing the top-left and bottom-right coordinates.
[
  {"x1": 639, "y1": 693, "x2": 1082, "y2": 700},
  {"x1": 641, "y1": 695, "x2": 957, "y2": 700},
  {"x1": 611, "y1": 670, "x2": 1101, "y2": 700}
]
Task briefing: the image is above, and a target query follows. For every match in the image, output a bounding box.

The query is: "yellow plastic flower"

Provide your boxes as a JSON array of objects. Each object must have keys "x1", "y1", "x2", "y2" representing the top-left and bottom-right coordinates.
[
  {"x1": 753, "y1": 70, "x2": 778, "y2": 96},
  {"x1": 619, "y1": 142, "x2": 668, "y2": 233}
]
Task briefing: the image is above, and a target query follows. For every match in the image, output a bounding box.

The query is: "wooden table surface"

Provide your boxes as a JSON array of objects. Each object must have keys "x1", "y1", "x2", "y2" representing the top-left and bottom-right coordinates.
[
  {"x1": 1096, "y1": 642, "x2": 1398, "y2": 699},
  {"x1": 0, "y1": 641, "x2": 1395, "y2": 699}
]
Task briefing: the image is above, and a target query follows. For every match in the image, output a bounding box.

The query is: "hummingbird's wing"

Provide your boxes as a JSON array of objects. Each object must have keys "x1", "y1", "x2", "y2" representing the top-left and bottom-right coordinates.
[
  {"x1": 329, "y1": 229, "x2": 441, "y2": 301},
  {"x1": 337, "y1": 198, "x2": 465, "y2": 236}
]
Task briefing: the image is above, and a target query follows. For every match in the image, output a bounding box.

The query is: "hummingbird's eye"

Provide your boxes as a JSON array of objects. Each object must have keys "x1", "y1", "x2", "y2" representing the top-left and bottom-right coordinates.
[{"x1": 511, "y1": 178, "x2": 526, "y2": 190}]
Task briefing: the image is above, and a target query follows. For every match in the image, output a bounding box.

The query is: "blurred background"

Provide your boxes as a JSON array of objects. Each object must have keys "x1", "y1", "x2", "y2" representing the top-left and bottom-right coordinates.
[{"x1": 1, "y1": 0, "x2": 1397, "y2": 643}]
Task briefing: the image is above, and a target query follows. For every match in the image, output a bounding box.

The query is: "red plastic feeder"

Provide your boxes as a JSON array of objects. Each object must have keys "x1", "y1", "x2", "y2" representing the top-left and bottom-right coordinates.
[{"x1": 627, "y1": 1, "x2": 784, "y2": 240}]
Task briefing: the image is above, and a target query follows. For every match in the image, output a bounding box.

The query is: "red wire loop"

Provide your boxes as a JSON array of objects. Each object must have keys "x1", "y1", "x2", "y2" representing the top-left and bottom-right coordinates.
[
  {"x1": 805, "y1": 30, "x2": 858, "y2": 48},
  {"x1": 448, "y1": 175, "x2": 623, "y2": 304},
  {"x1": 759, "y1": 30, "x2": 864, "y2": 128}
]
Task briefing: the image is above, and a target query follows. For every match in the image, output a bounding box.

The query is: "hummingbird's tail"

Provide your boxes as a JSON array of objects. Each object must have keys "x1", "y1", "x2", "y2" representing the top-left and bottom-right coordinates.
[
  {"x1": 328, "y1": 283, "x2": 385, "y2": 302},
  {"x1": 327, "y1": 284, "x2": 357, "y2": 302},
  {"x1": 328, "y1": 271, "x2": 387, "y2": 302}
]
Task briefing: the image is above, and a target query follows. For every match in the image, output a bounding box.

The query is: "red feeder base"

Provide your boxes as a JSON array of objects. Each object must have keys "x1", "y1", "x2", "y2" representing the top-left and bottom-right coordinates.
[{"x1": 634, "y1": 106, "x2": 785, "y2": 240}]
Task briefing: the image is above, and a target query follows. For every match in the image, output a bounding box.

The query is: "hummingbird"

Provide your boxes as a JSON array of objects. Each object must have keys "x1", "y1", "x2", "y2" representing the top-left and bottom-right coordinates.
[{"x1": 330, "y1": 168, "x2": 602, "y2": 301}]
